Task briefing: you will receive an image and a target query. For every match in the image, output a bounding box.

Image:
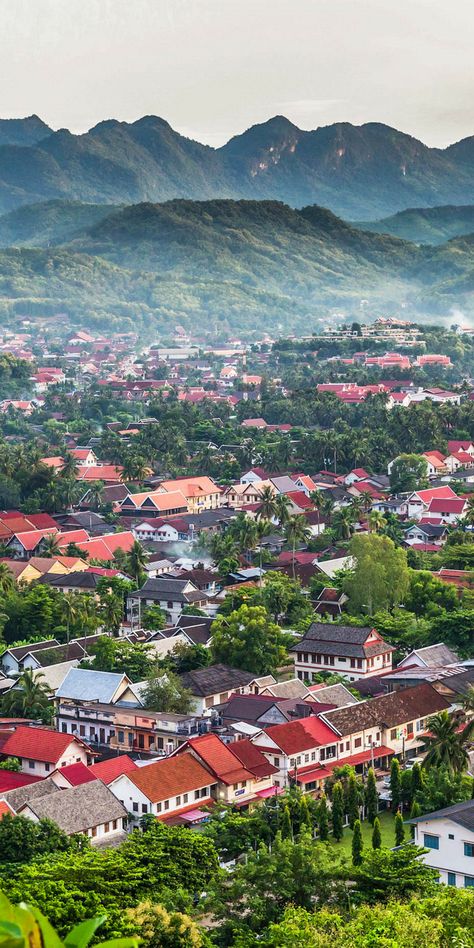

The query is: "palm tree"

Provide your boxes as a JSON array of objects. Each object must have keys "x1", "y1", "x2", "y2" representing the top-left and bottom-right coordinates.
[
  {"x1": 87, "y1": 480, "x2": 105, "y2": 510},
  {"x1": 61, "y1": 452, "x2": 79, "y2": 479},
  {"x1": 423, "y1": 710, "x2": 473, "y2": 774},
  {"x1": 319, "y1": 493, "x2": 335, "y2": 527},
  {"x1": 461, "y1": 685, "x2": 474, "y2": 716},
  {"x1": 0, "y1": 562, "x2": 14, "y2": 596},
  {"x1": 1, "y1": 669, "x2": 51, "y2": 723},
  {"x1": 332, "y1": 506, "x2": 356, "y2": 541},
  {"x1": 257, "y1": 485, "x2": 277, "y2": 520},
  {"x1": 368, "y1": 511, "x2": 387, "y2": 534},
  {"x1": 349, "y1": 496, "x2": 364, "y2": 521},
  {"x1": 120, "y1": 455, "x2": 149, "y2": 484},
  {"x1": 126, "y1": 540, "x2": 148, "y2": 586},
  {"x1": 274, "y1": 493, "x2": 292, "y2": 526},
  {"x1": 62, "y1": 592, "x2": 80, "y2": 643},
  {"x1": 41, "y1": 533, "x2": 61, "y2": 557},
  {"x1": 359, "y1": 490, "x2": 374, "y2": 513},
  {"x1": 464, "y1": 497, "x2": 474, "y2": 528},
  {"x1": 284, "y1": 514, "x2": 311, "y2": 579},
  {"x1": 255, "y1": 517, "x2": 273, "y2": 578}
]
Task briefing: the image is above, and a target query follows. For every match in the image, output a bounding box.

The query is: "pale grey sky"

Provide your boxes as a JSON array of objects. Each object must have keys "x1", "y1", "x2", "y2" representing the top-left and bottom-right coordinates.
[{"x1": 0, "y1": 0, "x2": 473, "y2": 147}]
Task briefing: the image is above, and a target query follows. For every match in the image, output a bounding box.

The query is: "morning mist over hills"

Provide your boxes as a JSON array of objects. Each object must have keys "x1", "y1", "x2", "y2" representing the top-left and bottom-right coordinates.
[{"x1": 0, "y1": 112, "x2": 474, "y2": 334}]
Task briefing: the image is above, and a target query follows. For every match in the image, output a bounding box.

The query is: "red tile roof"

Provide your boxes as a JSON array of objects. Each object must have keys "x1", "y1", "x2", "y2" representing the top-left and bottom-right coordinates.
[
  {"x1": 428, "y1": 498, "x2": 466, "y2": 514},
  {"x1": 1, "y1": 726, "x2": 91, "y2": 764},
  {"x1": 0, "y1": 770, "x2": 42, "y2": 793},
  {"x1": 185, "y1": 733, "x2": 253, "y2": 785},
  {"x1": 89, "y1": 755, "x2": 138, "y2": 784},
  {"x1": 56, "y1": 762, "x2": 96, "y2": 786},
  {"x1": 230, "y1": 739, "x2": 278, "y2": 779},
  {"x1": 257, "y1": 716, "x2": 337, "y2": 756}
]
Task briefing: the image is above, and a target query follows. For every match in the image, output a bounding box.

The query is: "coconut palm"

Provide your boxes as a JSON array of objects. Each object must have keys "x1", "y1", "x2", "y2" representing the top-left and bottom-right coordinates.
[
  {"x1": 1, "y1": 669, "x2": 52, "y2": 723},
  {"x1": 359, "y1": 490, "x2": 374, "y2": 513},
  {"x1": 87, "y1": 480, "x2": 105, "y2": 510},
  {"x1": 120, "y1": 455, "x2": 149, "y2": 484},
  {"x1": 423, "y1": 710, "x2": 473, "y2": 774},
  {"x1": 464, "y1": 497, "x2": 474, "y2": 528},
  {"x1": 368, "y1": 510, "x2": 387, "y2": 534},
  {"x1": 332, "y1": 506, "x2": 356, "y2": 540},
  {"x1": 284, "y1": 514, "x2": 312, "y2": 579},
  {"x1": 0, "y1": 562, "x2": 14, "y2": 596},
  {"x1": 461, "y1": 685, "x2": 474, "y2": 716},
  {"x1": 274, "y1": 493, "x2": 292, "y2": 526},
  {"x1": 255, "y1": 517, "x2": 273, "y2": 577},
  {"x1": 41, "y1": 533, "x2": 61, "y2": 557},
  {"x1": 257, "y1": 485, "x2": 277, "y2": 520},
  {"x1": 60, "y1": 452, "x2": 79, "y2": 479},
  {"x1": 319, "y1": 492, "x2": 335, "y2": 526},
  {"x1": 126, "y1": 540, "x2": 148, "y2": 586}
]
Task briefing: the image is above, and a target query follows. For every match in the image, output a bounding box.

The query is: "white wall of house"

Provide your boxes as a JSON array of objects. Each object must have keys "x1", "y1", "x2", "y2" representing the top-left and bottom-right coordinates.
[
  {"x1": 109, "y1": 773, "x2": 216, "y2": 820},
  {"x1": 412, "y1": 816, "x2": 474, "y2": 887},
  {"x1": 294, "y1": 649, "x2": 391, "y2": 682},
  {"x1": 17, "y1": 740, "x2": 90, "y2": 776}
]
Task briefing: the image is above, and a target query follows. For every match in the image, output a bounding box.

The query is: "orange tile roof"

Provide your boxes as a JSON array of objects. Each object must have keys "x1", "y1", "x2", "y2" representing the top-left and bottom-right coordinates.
[
  {"x1": 185, "y1": 733, "x2": 253, "y2": 785},
  {"x1": 124, "y1": 753, "x2": 215, "y2": 802},
  {"x1": 159, "y1": 476, "x2": 222, "y2": 497},
  {"x1": 0, "y1": 801, "x2": 15, "y2": 820}
]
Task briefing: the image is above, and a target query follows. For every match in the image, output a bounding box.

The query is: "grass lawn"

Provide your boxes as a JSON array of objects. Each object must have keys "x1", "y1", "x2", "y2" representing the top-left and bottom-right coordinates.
[{"x1": 326, "y1": 810, "x2": 397, "y2": 858}]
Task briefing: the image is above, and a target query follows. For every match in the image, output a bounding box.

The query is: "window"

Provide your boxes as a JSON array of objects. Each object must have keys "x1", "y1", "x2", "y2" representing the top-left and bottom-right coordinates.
[
  {"x1": 104, "y1": 822, "x2": 109, "y2": 833},
  {"x1": 464, "y1": 843, "x2": 474, "y2": 857},
  {"x1": 176, "y1": 795, "x2": 181, "y2": 806},
  {"x1": 423, "y1": 834, "x2": 439, "y2": 850},
  {"x1": 273, "y1": 757, "x2": 279, "y2": 767},
  {"x1": 112, "y1": 820, "x2": 117, "y2": 830},
  {"x1": 44, "y1": 763, "x2": 50, "y2": 772},
  {"x1": 311, "y1": 751, "x2": 316, "y2": 761},
  {"x1": 79, "y1": 725, "x2": 85, "y2": 736},
  {"x1": 304, "y1": 754, "x2": 309, "y2": 763},
  {"x1": 447, "y1": 872, "x2": 456, "y2": 886},
  {"x1": 407, "y1": 722, "x2": 414, "y2": 737},
  {"x1": 91, "y1": 826, "x2": 97, "y2": 837},
  {"x1": 167, "y1": 601, "x2": 173, "y2": 609},
  {"x1": 141, "y1": 804, "x2": 147, "y2": 814},
  {"x1": 448, "y1": 834, "x2": 454, "y2": 840},
  {"x1": 183, "y1": 793, "x2": 188, "y2": 804},
  {"x1": 164, "y1": 800, "x2": 169, "y2": 810},
  {"x1": 28, "y1": 760, "x2": 35, "y2": 769},
  {"x1": 233, "y1": 783, "x2": 238, "y2": 791},
  {"x1": 132, "y1": 802, "x2": 138, "y2": 813},
  {"x1": 350, "y1": 659, "x2": 356, "y2": 669},
  {"x1": 391, "y1": 729, "x2": 397, "y2": 740},
  {"x1": 464, "y1": 876, "x2": 474, "y2": 888},
  {"x1": 118, "y1": 731, "x2": 125, "y2": 743},
  {"x1": 156, "y1": 802, "x2": 162, "y2": 813},
  {"x1": 61, "y1": 724, "x2": 67, "y2": 733},
  {"x1": 354, "y1": 738, "x2": 362, "y2": 748}
]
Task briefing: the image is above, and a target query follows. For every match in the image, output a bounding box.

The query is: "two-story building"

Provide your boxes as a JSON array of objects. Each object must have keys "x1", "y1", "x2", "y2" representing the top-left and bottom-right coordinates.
[
  {"x1": 109, "y1": 753, "x2": 218, "y2": 825},
  {"x1": 157, "y1": 477, "x2": 223, "y2": 513},
  {"x1": 0, "y1": 726, "x2": 95, "y2": 776},
  {"x1": 173, "y1": 732, "x2": 278, "y2": 808},
  {"x1": 179, "y1": 664, "x2": 261, "y2": 715},
  {"x1": 322, "y1": 682, "x2": 451, "y2": 765},
  {"x1": 56, "y1": 698, "x2": 202, "y2": 754},
  {"x1": 291, "y1": 623, "x2": 394, "y2": 682},
  {"x1": 250, "y1": 716, "x2": 340, "y2": 793},
  {"x1": 128, "y1": 576, "x2": 209, "y2": 625},
  {"x1": 408, "y1": 799, "x2": 474, "y2": 888}
]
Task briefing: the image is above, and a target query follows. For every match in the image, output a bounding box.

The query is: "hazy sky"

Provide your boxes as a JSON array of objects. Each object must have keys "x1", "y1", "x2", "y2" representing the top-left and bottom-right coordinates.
[{"x1": 1, "y1": 0, "x2": 473, "y2": 147}]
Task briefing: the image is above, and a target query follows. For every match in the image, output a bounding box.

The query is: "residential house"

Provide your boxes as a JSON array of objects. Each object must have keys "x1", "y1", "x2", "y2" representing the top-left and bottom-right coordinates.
[
  {"x1": 0, "y1": 726, "x2": 95, "y2": 776},
  {"x1": 128, "y1": 576, "x2": 209, "y2": 625},
  {"x1": 291, "y1": 622, "x2": 394, "y2": 682},
  {"x1": 179, "y1": 664, "x2": 261, "y2": 715},
  {"x1": 398, "y1": 643, "x2": 461, "y2": 669},
  {"x1": 250, "y1": 716, "x2": 340, "y2": 792},
  {"x1": 109, "y1": 753, "x2": 217, "y2": 825},
  {"x1": 313, "y1": 587, "x2": 348, "y2": 618},
  {"x1": 174, "y1": 732, "x2": 277, "y2": 806},
  {"x1": 120, "y1": 491, "x2": 188, "y2": 519},
  {"x1": 55, "y1": 668, "x2": 142, "y2": 709},
  {"x1": 427, "y1": 497, "x2": 467, "y2": 524},
  {"x1": 158, "y1": 477, "x2": 223, "y2": 513},
  {"x1": 322, "y1": 682, "x2": 451, "y2": 764},
  {"x1": 1, "y1": 639, "x2": 60, "y2": 676},
  {"x1": 19, "y1": 779, "x2": 127, "y2": 844},
  {"x1": 408, "y1": 800, "x2": 474, "y2": 887},
  {"x1": 404, "y1": 522, "x2": 448, "y2": 547},
  {"x1": 401, "y1": 486, "x2": 457, "y2": 520}
]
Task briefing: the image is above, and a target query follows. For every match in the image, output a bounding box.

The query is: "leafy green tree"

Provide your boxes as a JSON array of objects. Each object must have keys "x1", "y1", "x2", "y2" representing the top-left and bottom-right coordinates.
[
  {"x1": 366, "y1": 767, "x2": 378, "y2": 824},
  {"x1": 0, "y1": 757, "x2": 20, "y2": 772},
  {"x1": 317, "y1": 793, "x2": 329, "y2": 842},
  {"x1": 0, "y1": 893, "x2": 139, "y2": 948},
  {"x1": 372, "y1": 816, "x2": 382, "y2": 849},
  {"x1": 142, "y1": 672, "x2": 193, "y2": 714},
  {"x1": 389, "y1": 454, "x2": 428, "y2": 493},
  {"x1": 347, "y1": 771, "x2": 359, "y2": 828},
  {"x1": 411, "y1": 762, "x2": 423, "y2": 798},
  {"x1": 409, "y1": 800, "x2": 421, "y2": 837},
  {"x1": 405, "y1": 570, "x2": 458, "y2": 616},
  {"x1": 354, "y1": 844, "x2": 439, "y2": 902},
  {"x1": 343, "y1": 534, "x2": 410, "y2": 614},
  {"x1": 390, "y1": 758, "x2": 401, "y2": 813},
  {"x1": 280, "y1": 805, "x2": 292, "y2": 840},
  {"x1": 299, "y1": 794, "x2": 312, "y2": 833},
  {"x1": 0, "y1": 815, "x2": 80, "y2": 864},
  {"x1": 395, "y1": 810, "x2": 405, "y2": 846},
  {"x1": 1, "y1": 669, "x2": 52, "y2": 723},
  {"x1": 210, "y1": 604, "x2": 289, "y2": 675},
  {"x1": 416, "y1": 765, "x2": 472, "y2": 814},
  {"x1": 352, "y1": 818, "x2": 363, "y2": 866},
  {"x1": 331, "y1": 781, "x2": 344, "y2": 842},
  {"x1": 423, "y1": 710, "x2": 473, "y2": 773},
  {"x1": 126, "y1": 901, "x2": 205, "y2": 948},
  {"x1": 126, "y1": 541, "x2": 148, "y2": 585},
  {"x1": 142, "y1": 605, "x2": 166, "y2": 631},
  {"x1": 87, "y1": 636, "x2": 156, "y2": 681}
]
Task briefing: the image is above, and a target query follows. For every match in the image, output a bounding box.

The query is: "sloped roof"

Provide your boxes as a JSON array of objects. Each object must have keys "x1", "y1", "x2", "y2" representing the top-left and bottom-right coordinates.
[
  {"x1": 122, "y1": 753, "x2": 215, "y2": 802},
  {"x1": 56, "y1": 668, "x2": 137, "y2": 704},
  {"x1": 20, "y1": 780, "x2": 127, "y2": 833},
  {"x1": 323, "y1": 683, "x2": 451, "y2": 736},
  {"x1": 2, "y1": 776, "x2": 60, "y2": 812},
  {"x1": 89, "y1": 755, "x2": 138, "y2": 784},
  {"x1": 1, "y1": 726, "x2": 91, "y2": 764},
  {"x1": 56, "y1": 762, "x2": 96, "y2": 786},
  {"x1": 184, "y1": 733, "x2": 253, "y2": 784},
  {"x1": 408, "y1": 798, "x2": 474, "y2": 832},
  {"x1": 230, "y1": 739, "x2": 278, "y2": 778},
  {"x1": 0, "y1": 770, "x2": 42, "y2": 793},
  {"x1": 180, "y1": 664, "x2": 256, "y2": 697}
]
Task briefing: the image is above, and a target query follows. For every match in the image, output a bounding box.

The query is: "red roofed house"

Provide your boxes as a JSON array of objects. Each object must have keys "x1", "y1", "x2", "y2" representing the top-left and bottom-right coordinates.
[
  {"x1": 294, "y1": 474, "x2": 317, "y2": 496},
  {"x1": 173, "y1": 732, "x2": 278, "y2": 806},
  {"x1": 108, "y1": 752, "x2": 217, "y2": 826},
  {"x1": 0, "y1": 726, "x2": 95, "y2": 776},
  {"x1": 427, "y1": 497, "x2": 467, "y2": 524},
  {"x1": 447, "y1": 440, "x2": 474, "y2": 456},
  {"x1": 250, "y1": 716, "x2": 339, "y2": 792},
  {"x1": 422, "y1": 451, "x2": 448, "y2": 476},
  {"x1": 444, "y1": 451, "x2": 474, "y2": 473},
  {"x1": 403, "y1": 485, "x2": 458, "y2": 520},
  {"x1": 344, "y1": 468, "x2": 370, "y2": 487}
]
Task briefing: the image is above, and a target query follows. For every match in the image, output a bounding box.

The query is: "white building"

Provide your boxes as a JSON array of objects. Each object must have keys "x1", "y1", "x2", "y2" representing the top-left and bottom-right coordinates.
[{"x1": 408, "y1": 800, "x2": 474, "y2": 888}]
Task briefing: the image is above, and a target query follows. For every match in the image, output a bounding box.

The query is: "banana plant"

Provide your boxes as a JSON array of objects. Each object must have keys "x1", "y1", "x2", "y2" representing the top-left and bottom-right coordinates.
[{"x1": 0, "y1": 894, "x2": 139, "y2": 948}]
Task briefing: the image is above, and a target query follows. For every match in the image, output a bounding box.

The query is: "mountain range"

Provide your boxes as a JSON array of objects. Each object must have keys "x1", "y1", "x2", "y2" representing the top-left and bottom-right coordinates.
[
  {"x1": 0, "y1": 198, "x2": 473, "y2": 336},
  {"x1": 1, "y1": 114, "x2": 474, "y2": 218}
]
